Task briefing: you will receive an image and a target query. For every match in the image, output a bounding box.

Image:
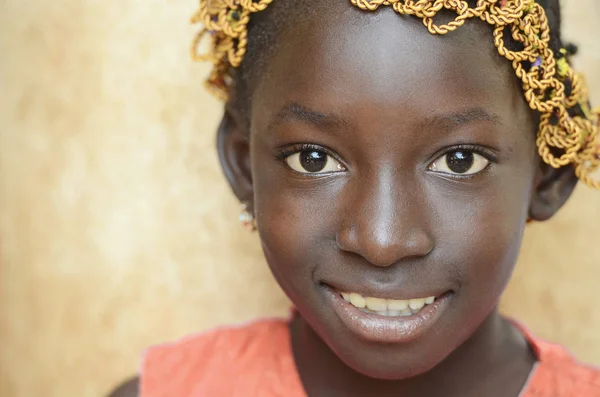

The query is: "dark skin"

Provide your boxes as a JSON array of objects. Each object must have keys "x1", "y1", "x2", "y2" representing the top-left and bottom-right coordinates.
[{"x1": 109, "y1": 3, "x2": 578, "y2": 397}]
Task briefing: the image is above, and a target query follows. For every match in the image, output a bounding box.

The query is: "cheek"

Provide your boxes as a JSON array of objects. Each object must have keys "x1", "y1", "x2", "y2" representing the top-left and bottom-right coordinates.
[
  {"x1": 461, "y1": 208, "x2": 524, "y2": 296},
  {"x1": 252, "y1": 161, "x2": 345, "y2": 303},
  {"x1": 431, "y1": 175, "x2": 531, "y2": 312}
]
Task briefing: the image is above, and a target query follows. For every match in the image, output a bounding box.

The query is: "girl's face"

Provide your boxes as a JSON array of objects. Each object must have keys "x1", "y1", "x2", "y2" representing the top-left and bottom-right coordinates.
[{"x1": 223, "y1": 4, "x2": 564, "y2": 380}]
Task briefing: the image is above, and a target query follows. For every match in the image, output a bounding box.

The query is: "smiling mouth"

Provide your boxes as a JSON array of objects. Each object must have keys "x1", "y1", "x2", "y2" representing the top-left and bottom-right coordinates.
[
  {"x1": 340, "y1": 292, "x2": 437, "y2": 317},
  {"x1": 325, "y1": 286, "x2": 452, "y2": 343}
]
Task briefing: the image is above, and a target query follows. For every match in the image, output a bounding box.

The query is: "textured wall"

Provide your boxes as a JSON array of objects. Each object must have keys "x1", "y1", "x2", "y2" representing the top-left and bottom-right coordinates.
[{"x1": 0, "y1": 1, "x2": 599, "y2": 396}]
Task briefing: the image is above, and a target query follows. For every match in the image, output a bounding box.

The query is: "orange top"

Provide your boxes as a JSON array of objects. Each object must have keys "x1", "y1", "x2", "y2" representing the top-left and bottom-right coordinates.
[{"x1": 140, "y1": 317, "x2": 600, "y2": 397}]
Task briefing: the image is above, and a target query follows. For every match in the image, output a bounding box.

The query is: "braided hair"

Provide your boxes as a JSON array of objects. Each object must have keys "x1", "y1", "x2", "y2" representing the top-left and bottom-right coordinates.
[
  {"x1": 191, "y1": 0, "x2": 600, "y2": 188},
  {"x1": 234, "y1": 0, "x2": 568, "y2": 119}
]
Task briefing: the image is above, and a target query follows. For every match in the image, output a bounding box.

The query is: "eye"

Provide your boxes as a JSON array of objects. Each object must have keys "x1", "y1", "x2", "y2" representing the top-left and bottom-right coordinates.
[
  {"x1": 429, "y1": 150, "x2": 490, "y2": 176},
  {"x1": 285, "y1": 149, "x2": 345, "y2": 174}
]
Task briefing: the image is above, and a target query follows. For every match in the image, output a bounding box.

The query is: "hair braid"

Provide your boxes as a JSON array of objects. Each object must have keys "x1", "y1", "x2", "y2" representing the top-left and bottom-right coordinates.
[{"x1": 191, "y1": 0, "x2": 600, "y2": 189}]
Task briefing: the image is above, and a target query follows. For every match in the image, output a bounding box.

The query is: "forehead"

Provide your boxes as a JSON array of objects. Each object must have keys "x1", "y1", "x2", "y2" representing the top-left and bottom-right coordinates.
[{"x1": 251, "y1": 4, "x2": 524, "y2": 129}]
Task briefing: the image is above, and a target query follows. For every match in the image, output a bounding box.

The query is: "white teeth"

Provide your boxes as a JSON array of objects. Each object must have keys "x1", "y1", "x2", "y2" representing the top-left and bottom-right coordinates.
[
  {"x1": 409, "y1": 298, "x2": 426, "y2": 311},
  {"x1": 388, "y1": 299, "x2": 409, "y2": 311},
  {"x1": 365, "y1": 297, "x2": 387, "y2": 311},
  {"x1": 349, "y1": 293, "x2": 366, "y2": 309},
  {"x1": 341, "y1": 292, "x2": 437, "y2": 316}
]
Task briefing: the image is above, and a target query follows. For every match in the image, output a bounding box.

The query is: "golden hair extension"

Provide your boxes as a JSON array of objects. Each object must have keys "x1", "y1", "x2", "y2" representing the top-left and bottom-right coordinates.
[{"x1": 191, "y1": 0, "x2": 600, "y2": 188}]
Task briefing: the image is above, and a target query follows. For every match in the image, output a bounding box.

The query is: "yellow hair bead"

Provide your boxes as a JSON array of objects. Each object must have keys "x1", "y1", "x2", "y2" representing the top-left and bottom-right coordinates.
[
  {"x1": 191, "y1": 0, "x2": 600, "y2": 189},
  {"x1": 557, "y1": 58, "x2": 570, "y2": 78}
]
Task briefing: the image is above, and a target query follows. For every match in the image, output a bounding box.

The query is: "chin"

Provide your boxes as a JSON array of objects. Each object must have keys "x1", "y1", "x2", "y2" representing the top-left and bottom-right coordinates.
[{"x1": 325, "y1": 332, "x2": 454, "y2": 380}]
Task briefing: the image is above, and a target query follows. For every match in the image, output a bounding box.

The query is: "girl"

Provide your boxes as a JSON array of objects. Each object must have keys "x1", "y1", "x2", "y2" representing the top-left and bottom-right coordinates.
[{"x1": 110, "y1": 0, "x2": 600, "y2": 396}]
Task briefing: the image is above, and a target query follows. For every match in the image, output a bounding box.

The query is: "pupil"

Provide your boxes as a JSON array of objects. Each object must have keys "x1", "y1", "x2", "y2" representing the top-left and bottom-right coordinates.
[
  {"x1": 446, "y1": 151, "x2": 474, "y2": 174},
  {"x1": 300, "y1": 151, "x2": 327, "y2": 172}
]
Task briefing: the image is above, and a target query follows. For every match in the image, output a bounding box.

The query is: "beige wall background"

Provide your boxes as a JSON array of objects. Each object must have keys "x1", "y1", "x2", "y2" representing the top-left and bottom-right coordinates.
[{"x1": 0, "y1": 1, "x2": 599, "y2": 396}]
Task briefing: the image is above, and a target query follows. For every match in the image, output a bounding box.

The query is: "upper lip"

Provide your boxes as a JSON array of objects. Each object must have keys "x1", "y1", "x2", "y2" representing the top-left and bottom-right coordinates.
[{"x1": 322, "y1": 282, "x2": 451, "y2": 300}]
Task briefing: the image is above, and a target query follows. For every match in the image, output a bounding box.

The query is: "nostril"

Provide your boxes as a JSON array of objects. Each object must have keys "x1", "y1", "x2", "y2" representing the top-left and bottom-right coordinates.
[
  {"x1": 336, "y1": 226, "x2": 434, "y2": 268},
  {"x1": 335, "y1": 226, "x2": 359, "y2": 253}
]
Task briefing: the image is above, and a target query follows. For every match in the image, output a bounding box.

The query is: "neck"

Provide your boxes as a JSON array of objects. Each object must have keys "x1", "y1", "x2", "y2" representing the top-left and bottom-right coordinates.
[{"x1": 291, "y1": 308, "x2": 535, "y2": 397}]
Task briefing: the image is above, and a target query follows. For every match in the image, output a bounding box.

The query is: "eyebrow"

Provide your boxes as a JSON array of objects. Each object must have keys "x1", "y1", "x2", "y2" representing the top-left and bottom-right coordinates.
[
  {"x1": 268, "y1": 103, "x2": 501, "y2": 133},
  {"x1": 268, "y1": 102, "x2": 348, "y2": 132},
  {"x1": 424, "y1": 107, "x2": 502, "y2": 131}
]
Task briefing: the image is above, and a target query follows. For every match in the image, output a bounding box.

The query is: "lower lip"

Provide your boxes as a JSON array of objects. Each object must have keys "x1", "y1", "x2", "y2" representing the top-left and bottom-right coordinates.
[{"x1": 325, "y1": 287, "x2": 452, "y2": 344}]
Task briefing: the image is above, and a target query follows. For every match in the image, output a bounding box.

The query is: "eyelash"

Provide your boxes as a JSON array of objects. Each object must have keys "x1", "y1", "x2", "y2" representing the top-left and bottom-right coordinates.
[
  {"x1": 276, "y1": 143, "x2": 498, "y2": 177},
  {"x1": 276, "y1": 143, "x2": 340, "y2": 162},
  {"x1": 434, "y1": 144, "x2": 498, "y2": 162},
  {"x1": 276, "y1": 143, "x2": 346, "y2": 176},
  {"x1": 427, "y1": 144, "x2": 498, "y2": 182},
  {"x1": 429, "y1": 144, "x2": 497, "y2": 177}
]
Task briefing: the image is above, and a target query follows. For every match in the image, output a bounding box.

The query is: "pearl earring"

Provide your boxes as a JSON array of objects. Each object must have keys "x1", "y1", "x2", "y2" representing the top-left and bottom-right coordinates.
[{"x1": 239, "y1": 203, "x2": 257, "y2": 232}]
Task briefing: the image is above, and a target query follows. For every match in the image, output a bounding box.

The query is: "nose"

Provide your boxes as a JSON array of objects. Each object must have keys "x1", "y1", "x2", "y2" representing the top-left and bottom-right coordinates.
[{"x1": 335, "y1": 173, "x2": 434, "y2": 267}]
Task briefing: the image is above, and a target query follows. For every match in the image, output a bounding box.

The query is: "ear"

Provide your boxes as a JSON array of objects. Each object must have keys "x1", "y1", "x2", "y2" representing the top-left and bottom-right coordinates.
[
  {"x1": 216, "y1": 104, "x2": 253, "y2": 206},
  {"x1": 529, "y1": 161, "x2": 578, "y2": 221}
]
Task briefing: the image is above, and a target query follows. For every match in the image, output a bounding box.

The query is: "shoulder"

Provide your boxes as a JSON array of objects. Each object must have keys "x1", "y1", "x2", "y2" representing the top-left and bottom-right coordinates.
[
  {"x1": 144, "y1": 316, "x2": 289, "y2": 367},
  {"x1": 140, "y1": 317, "x2": 292, "y2": 396},
  {"x1": 107, "y1": 377, "x2": 139, "y2": 397},
  {"x1": 527, "y1": 336, "x2": 600, "y2": 396},
  {"x1": 542, "y1": 348, "x2": 600, "y2": 396}
]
